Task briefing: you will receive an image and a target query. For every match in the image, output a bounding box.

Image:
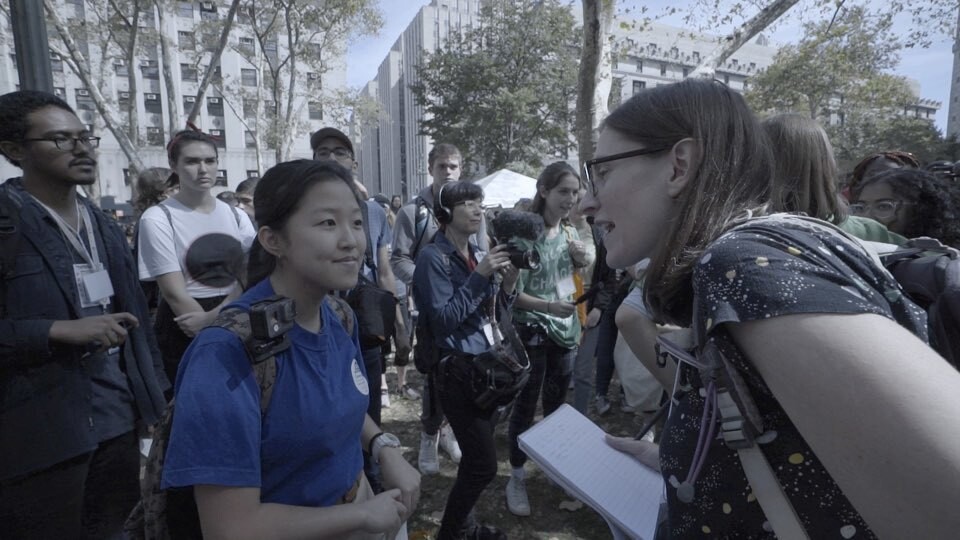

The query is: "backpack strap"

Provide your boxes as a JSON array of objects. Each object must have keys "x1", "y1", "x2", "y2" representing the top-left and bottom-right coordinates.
[
  {"x1": 211, "y1": 308, "x2": 277, "y2": 414},
  {"x1": 359, "y1": 201, "x2": 376, "y2": 280},
  {"x1": 325, "y1": 294, "x2": 355, "y2": 337},
  {"x1": 0, "y1": 184, "x2": 23, "y2": 320},
  {"x1": 230, "y1": 205, "x2": 243, "y2": 228}
]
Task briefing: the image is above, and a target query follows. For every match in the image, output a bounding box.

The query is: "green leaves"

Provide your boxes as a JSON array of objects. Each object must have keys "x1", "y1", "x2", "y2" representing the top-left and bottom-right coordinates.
[{"x1": 411, "y1": 0, "x2": 580, "y2": 173}]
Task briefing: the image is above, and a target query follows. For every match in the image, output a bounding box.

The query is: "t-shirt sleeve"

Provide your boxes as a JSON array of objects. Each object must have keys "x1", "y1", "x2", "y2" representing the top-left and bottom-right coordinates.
[
  {"x1": 137, "y1": 207, "x2": 180, "y2": 281},
  {"x1": 161, "y1": 329, "x2": 262, "y2": 489},
  {"x1": 238, "y1": 208, "x2": 256, "y2": 252},
  {"x1": 693, "y1": 223, "x2": 903, "y2": 338}
]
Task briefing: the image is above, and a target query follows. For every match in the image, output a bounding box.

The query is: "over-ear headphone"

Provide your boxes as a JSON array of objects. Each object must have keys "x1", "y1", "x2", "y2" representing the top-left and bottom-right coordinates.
[{"x1": 434, "y1": 182, "x2": 454, "y2": 224}]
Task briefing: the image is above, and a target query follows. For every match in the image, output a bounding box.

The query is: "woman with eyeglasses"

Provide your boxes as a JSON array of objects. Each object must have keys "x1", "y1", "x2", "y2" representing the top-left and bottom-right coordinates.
[
  {"x1": 850, "y1": 167, "x2": 960, "y2": 247},
  {"x1": 579, "y1": 78, "x2": 960, "y2": 538},
  {"x1": 504, "y1": 161, "x2": 593, "y2": 517},
  {"x1": 760, "y1": 113, "x2": 907, "y2": 245}
]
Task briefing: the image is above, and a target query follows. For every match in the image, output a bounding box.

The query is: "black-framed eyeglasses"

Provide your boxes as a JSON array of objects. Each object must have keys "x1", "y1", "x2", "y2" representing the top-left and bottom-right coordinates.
[
  {"x1": 313, "y1": 147, "x2": 353, "y2": 159},
  {"x1": 848, "y1": 200, "x2": 912, "y2": 220},
  {"x1": 23, "y1": 136, "x2": 101, "y2": 151},
  {"x1": 581, "y1": 145, "x2": 672, "y2": 196}
]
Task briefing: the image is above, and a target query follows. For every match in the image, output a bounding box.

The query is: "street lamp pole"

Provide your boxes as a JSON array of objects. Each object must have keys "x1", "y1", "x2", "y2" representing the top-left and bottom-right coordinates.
[{"x1": 10, "y1": 0, "x2": 54, "y2": 92}]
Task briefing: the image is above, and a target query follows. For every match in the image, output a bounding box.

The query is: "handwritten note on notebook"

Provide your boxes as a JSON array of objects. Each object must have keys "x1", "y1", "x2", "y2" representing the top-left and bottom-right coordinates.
[{"x1": 518, "y1": 404, "x2": 664, "y2": 540}]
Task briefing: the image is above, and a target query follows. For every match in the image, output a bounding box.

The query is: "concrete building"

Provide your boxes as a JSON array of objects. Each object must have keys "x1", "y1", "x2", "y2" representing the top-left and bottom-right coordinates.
[
  {"x1": 356, "y1": 0, "x2": 482, "y2": 200},
  {"x1": 0, "y1": 0, "x2": 348, "y2": 206},
  {"x1": 359, "y1": 12, "x2": 940, "y2": 194}
]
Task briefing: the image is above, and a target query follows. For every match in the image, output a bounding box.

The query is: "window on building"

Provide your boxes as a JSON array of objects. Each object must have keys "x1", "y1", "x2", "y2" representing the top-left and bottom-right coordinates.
[
  {"x1": 67, "y1": 0, "x2": 85, "y2": 18},
  {"x1": 237, "y1": 5, "x2": 252, "y2": 24},
  {"x1": 838, "y1": 112, "x2": 845, "y2": 126},
  {"x1": 180, "y1": 63, "x2": 198, "y2": 82},
  {"x1": 140, "y1": 60, "x2": 159, "y2": 80},
  {"x1": 207, "y1": 96, "x2": 224, "y2": 116},
  {"x1": 200, "y1": 2, "x2": 218, "y2": 21},
  {"x1": 308, "y1": 101, "x2": 323, "y2": 120},
  {"x1": 692, "y1": 51, "x2": 700, "y2": 62},
  {"x1": 54, "y1": 87, "x2": 66, "y2": 99},
  {"x1": 50, "y1": 52, "x2": 63, "y2": 72},
  {"x1": 177, "y1": 1, "x2": 194, "y2": 18},
  {"x1": 723, "y1": 73, "x2": 730, "y2": 85},
  {"x1": 242, "y1": 99, "x2": 256, "y2": 119},
  {"x1": 241, "y1": 68, "x2": 258, "y2": 87},
  {"x1": 114, "y1": 60, "x2": 128, "y2": 76},
  {"x1": 632, "y1": 80, "x2": 645, "y2": 95},
  {"x1": 208, "y1": 129, "x2": 227, "y2": 148},
  {"x1": 682, "y1": 67, "x2": 689, "y2": 78},
  {"x1": 144, "y1": 93, "x2": 162, "y2": 114},
  {"x1": 265, "y1": 39, "x2": 279, "y2": 62},
  {"x1": 123, "y1": 168, "x2": 133, "y2": 186},
  {"x1": 183, "y1": 95, "x2": 197, "y2": 112},
  {"x1": 215, "y1": 169, "x2": 228, "y2": 186},
  {"x1": 118, "y1": 91, "x2": 131, "y2": 108},
  {"x1": 178, "y1": 31, "x2": 196, "y2": 50},
  {"x1": 660, "y1": 63, "x2": 667, "y2": 76},
  {"x1": 306, "y1": 72, "x2": 321, "y2": 88},
  {"x1": 264, "y1": 100, "x2": 277, "y2": 118},
  {"x1": 245, "y1": 130, "x2": 257, "y2": 148},
  {"x1": 146, "y1": 127, "x2": 164, "y2": 146},
  {"x1": 636, "y1": 60, "x2": 643, "y2": 73},
  {"x1": 75, "y1": 89, "x2": 94, "y2": 111},
  {"x1": 246, "y1": 170, "x2": 260, "y2": 178},
  {"x1": 611, "y1": 53, "x2": 618, "y2": 69},
  {"x1": 140, "y1": 7, "x2": 156, "y2": 28},
  {"x1": 238, "y1": 36, "x2": 255, "y2": 55}
]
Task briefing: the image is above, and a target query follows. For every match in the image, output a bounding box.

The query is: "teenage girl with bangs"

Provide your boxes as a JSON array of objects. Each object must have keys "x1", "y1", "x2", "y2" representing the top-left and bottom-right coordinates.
[
  {"x1": 580, "y1": 79, "x2": 960, "y2": 538},
  {"x1": 161, "y1": 160, "x2": 420, "y2": 539}
]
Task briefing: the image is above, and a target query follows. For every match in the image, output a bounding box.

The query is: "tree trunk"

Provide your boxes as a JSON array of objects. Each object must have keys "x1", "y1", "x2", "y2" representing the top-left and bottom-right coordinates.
[
  {"x1": 281, "y1": 3, "x2": 297, "y2": 162},
  {"x1": 45, "y1": 0, "x2": 145, "y2": 174},
  {"x1": 690, "y1": 0, "x2": 801, "y2": 78},
  {"x1": 125, "y1": 1, "x2": 141, "y2": 148},
  {"x1": 154, "y1": 0, "x2": 181, "y2": 136},
  {"x1": 576, "y1": 0, "x2": 615, "y2": 164},
  {"x1": 186, "y1": 0, "x2": 241, "y2": 124}
]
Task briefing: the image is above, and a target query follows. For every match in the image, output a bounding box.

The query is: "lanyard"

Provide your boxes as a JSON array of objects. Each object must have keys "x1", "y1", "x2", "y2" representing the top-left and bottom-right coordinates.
[{"x1": 34, "y1": 197, "x2": 102, "y2": 268}]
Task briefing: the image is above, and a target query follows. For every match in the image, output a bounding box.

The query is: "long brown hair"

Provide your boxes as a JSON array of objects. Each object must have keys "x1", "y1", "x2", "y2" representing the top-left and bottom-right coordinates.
[
  {"x1": 530, "y1": 161, "x2": 580, "y2": 216},
  {"x1": 603, "y1": 79, "x2": 773, "y2": 326},
  {"x1": 762, "y1": 114, "x2": 846, "y2": 224}
]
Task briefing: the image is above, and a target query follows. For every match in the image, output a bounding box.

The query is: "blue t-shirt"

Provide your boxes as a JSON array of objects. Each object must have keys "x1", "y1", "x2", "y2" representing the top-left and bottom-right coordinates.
[
  {"x1": 362, "y1": 201, "x2": 392, "y2": 282},
  {"x1": 161, "y1": 279, "x2": 369, "y2": 507}
]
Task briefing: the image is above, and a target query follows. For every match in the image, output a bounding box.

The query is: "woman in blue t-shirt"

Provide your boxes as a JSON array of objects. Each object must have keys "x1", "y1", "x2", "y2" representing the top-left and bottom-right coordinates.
[
  {"x1": 162, "y1": 160, "x2": 420, "y2": 539},
  {"x1": 505, "y1": 161, "x2": 594, "y2": 517},
  {"x1": 581, "y1": 79, "x2": 960, "y2": 538}
]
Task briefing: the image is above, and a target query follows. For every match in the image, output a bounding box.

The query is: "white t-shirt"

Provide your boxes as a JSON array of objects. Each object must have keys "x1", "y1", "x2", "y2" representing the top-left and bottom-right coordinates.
[{"x1": 138, "y1": 198, "x2": 256, "y2": 298}]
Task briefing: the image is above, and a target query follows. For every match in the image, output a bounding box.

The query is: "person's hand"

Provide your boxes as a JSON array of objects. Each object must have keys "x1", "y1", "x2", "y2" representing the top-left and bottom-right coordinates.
[
  {"x1": 568, "y1": 240, "x2": 588, "y2": 265},
  {"x1": 605, "y1": 435, "x2": 660, "y2": 472},
  {"x1": 49, "y1": 312, "x2": 139, "y2": 351},
  {"x1": 174, "y1": 310, "x2": 216, "y2": 337},
  {"x1": 358, "y1": 488, "x2": 406, "y2": 536},
  {"x1": 547, "y1": 301, "x2": 576, "y2": 318},
  {"x1": 499, "y1": 262, "x2": 520, "y2": 294},
  {"x1": 475, "y1": 245, "x2": 512, "y2": 278},
  {"x1": 586, "y1": 308, "x2": 601, "y2": 328},
  {"x1": 379, "y1": 447, "x2": 421, "y2": 521}
]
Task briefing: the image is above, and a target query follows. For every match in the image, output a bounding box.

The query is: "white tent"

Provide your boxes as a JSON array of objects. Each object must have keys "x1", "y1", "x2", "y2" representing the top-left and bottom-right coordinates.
[{"x1": 473, "y1": 169, "x2": 537, "y2": 208}]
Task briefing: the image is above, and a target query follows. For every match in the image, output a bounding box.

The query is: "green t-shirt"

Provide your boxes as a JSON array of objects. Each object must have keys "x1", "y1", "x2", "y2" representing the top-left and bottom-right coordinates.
[
  {"x1": 513, "y1": 226, "x2": 581, "y2": 349},
  {"x1": 838, "y1": 215, "x2": 908, "y2": 246}
]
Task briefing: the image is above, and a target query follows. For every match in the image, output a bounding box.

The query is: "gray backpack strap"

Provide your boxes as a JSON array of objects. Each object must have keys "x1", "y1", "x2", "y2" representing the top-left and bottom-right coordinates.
[{"x1": 211, "y1": 308, "x2": 277, "y2": 414}]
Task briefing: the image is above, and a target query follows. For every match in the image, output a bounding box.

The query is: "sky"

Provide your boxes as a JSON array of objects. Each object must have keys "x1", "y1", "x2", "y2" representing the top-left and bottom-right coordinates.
[{"x1": 346, "y1": 0, "x2": 954, "y2": 132}]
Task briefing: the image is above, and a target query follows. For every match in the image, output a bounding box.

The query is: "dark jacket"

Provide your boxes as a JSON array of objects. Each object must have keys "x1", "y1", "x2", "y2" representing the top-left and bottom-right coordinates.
[
  {"x1": 584, "y1": 226, "x2": 621, "y2": 313},
  {"x1": 412, "y1": 231, "x2": 512, "y2": 356},
  {"x1": 0, "y1": 178, "x2": 169, "y2": 481}
]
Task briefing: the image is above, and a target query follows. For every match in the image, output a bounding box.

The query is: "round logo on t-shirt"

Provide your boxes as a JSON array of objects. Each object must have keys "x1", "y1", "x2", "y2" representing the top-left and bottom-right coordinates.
[{"x1": 351, "y1": 358, "x2": 369, "y2": 396}]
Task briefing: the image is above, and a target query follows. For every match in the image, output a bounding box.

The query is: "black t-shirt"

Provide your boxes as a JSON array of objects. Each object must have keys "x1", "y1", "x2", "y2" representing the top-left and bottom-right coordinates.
[{"x1": 659, "y1": 214, "x2": 927, "y2": 538}]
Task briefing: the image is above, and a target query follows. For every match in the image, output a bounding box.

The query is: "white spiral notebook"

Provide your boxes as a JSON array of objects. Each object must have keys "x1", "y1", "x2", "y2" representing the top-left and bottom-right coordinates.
[{"x1": 518, "y1": 404, "x2": 664, "y2": 540}]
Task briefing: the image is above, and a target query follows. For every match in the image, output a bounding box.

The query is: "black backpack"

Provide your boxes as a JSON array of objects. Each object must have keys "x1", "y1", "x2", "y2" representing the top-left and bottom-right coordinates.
[
  {"x1": 124, "y1": 295, "x2": 355, "y2": 540},
  {"x1": 881, "y1": 238, "x2": 960, "y2": 370}
]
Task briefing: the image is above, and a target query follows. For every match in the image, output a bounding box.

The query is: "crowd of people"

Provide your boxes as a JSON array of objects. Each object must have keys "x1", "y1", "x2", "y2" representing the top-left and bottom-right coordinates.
[{"x1": 1, "y1": 76, "x2": 959, "y2": 540}]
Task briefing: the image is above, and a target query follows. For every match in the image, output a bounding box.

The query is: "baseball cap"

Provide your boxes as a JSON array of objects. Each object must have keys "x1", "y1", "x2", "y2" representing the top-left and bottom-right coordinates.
[{"x1": 310, "y1": 127, "x2": 354, "y2": 155}]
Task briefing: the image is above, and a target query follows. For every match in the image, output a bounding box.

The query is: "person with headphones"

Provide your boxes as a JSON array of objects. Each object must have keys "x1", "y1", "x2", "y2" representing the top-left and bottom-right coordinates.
[{"x1": 413, "y1": 181, "x2": 518, "y2": 540}]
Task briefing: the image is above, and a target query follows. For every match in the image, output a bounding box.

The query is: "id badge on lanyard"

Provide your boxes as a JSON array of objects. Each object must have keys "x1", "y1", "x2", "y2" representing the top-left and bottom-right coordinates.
[{"x1": 39, "y1": 199, "x2": 114, "y2": 309}]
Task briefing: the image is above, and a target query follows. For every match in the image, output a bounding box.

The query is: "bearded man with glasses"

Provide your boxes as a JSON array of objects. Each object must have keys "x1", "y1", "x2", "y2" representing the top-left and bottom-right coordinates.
[{"x1": 0, "y1": 90, "x2": 168, "y2": 539}]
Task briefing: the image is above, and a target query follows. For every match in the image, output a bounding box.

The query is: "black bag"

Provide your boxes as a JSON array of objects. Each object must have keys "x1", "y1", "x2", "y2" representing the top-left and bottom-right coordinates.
[
  {"x1": 414, "y1": 316, "x2": 441, "y2": 374},
  {"x1": 347, "y1": 201, "x2": 397, "y2": 349},
  {"x1": 881, "y1": 238, "x2": 960, "y2": 370},
  {"x1": 347, "y1": 273, "x2": 397, "y2": 349},
  {"x1": 468, "y1": 338, "x2": 531, "y2": 410}
]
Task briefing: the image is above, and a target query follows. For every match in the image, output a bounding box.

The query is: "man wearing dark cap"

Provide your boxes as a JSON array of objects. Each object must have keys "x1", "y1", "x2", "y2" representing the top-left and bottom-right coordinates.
[
  {"x1": 0, "y1": 90, "x2": 169, "y2": 538},
  {"x1": 310, "y1": 127, "x2": 411, "y2": 426}
]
